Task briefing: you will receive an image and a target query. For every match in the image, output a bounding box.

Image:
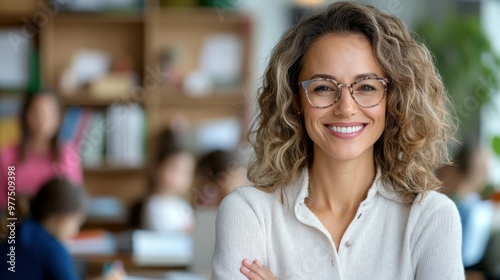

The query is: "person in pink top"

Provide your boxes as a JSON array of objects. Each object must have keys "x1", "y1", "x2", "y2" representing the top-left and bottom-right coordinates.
[{"x1": 0, "y1": 90, "x2": 83, "y2": 209}]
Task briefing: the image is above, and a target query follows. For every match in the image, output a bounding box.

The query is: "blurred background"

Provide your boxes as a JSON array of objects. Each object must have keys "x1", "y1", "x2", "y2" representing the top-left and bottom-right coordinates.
[{"x1": 0, "y1": 0, "x2": 499, "y2": 279}]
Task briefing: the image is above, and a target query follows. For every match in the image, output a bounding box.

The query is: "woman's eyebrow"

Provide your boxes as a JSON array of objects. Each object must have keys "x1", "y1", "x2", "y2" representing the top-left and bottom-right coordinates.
[
  {"x1": 353, "y1": 72, "x2": 380, "y2": 80},
  {"x1": 309, "y1": 73, "x2": 337, "y2": 80},
  {"x1": 308, "y1": 72, "x2": 380, "y2": 80}
]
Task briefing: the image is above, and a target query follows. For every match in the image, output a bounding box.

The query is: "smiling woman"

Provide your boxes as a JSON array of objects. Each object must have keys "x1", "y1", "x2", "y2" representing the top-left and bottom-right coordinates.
[{"x1": 212, "y1": 2, "x2": 463, "y2": 280}]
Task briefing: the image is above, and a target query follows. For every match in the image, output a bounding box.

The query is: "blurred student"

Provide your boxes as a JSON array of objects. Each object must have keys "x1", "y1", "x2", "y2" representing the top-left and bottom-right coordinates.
[
  {"x1": 189, "y1": 150, "x2": 248, "y2": 277},
  {"x1": 140, "y1": 129, "x2": 196, "y2": 232},
  {"x1": 194, "y1": 150, "x2": 247, "y2": 208},
  {"x1": 437, "y1": 145, "x2": 494, "y2": 268},
  {"x1": 0, "y1": 90, "x2": 83, "y2": 209},
  {"x1": 0, "y1": 178, "x2": 125, "y2": 280}
]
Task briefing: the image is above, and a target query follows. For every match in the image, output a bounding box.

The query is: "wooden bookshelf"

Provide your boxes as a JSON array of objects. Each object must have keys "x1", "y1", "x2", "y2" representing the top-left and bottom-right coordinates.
[
  {"x1": 83, "y1": 166, "x2": 146, "y2": 174},
  {"x1": 0, "y1": 14, "x2": 32, "y2": 25},
  {"x1": 61, "y1": 91, "x2": 146, "y2": 107},
  {"x1": 40, "y1": 18, "x2": 145, "y2": 87},
  {"x1": 49, "y1": 13, "x2": 145, "y2": 24},
  {"x1": 158, "y1": 92, "x2": 246, "y2": 106},
  {"x1": 33, "y1": 2, "x2": 252, "y2": 208}
]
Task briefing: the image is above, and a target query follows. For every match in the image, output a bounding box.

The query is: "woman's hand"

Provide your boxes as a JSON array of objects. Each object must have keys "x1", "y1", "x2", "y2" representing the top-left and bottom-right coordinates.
[{"x1": 240, "y1": 258, "x2": 278, "y2": 280}]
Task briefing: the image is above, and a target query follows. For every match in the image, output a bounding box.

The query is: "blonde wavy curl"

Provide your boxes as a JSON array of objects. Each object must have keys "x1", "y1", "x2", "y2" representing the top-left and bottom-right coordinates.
[{"x1": 247, "y1": 1, "x2": 456, "y2": 206}]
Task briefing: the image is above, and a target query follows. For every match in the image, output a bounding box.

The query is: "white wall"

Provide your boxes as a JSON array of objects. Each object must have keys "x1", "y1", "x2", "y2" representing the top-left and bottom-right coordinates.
[
  {"x1": 481, "y1": 0, "x2": 500, "y2": 186},
  {"x1": 481, "y1": 0, "x2": 500, "y2": 54},
  {"x1": 240, "y1": 0, "x2": 292, "y2": 94},
  {"x1": 357, "y1": 0, "x2": 424, "y2": 24}
]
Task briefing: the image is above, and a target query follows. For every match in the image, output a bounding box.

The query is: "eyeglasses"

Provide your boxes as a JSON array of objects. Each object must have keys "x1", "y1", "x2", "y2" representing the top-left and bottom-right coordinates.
[{"x1": 298, "y1": 77, "x2": 389, "y2": 108}]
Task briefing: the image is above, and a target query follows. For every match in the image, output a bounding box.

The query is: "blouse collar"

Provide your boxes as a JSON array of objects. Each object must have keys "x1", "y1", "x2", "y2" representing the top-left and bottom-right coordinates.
[{"x1": 287, "y1": 167, "x2": 403, "y2": 210}]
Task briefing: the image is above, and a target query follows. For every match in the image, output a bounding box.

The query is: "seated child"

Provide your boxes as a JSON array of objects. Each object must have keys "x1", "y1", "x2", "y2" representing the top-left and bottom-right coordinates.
[
  {"x1": 141, "y1": 130, "x2": 196, "y2": 232},
  {"x1": 437, "y1": 145, "x2": 494, "y2": 268},
  {"x1": 0, "y1": 178, "x2": 125, "y2": 280},
  {"x1": 194, "y1": 150, "x2": 248, "y2": 208}
]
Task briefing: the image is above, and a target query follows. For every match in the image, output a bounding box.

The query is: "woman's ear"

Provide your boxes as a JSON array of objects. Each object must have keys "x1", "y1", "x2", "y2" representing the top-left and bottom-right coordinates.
[
  {"x1": 293, "y1": 104, "x2": 302, "y2": 117},
  {"x1": 292, "y1": 95, "x2": 303, "y2": 117}
]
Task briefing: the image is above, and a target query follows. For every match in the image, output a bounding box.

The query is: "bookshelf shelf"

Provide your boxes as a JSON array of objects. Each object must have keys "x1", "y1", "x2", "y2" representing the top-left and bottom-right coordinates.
[
  {"x1": 155, "y1": 7, "x2": 245, "y2": 25},
  {"x1": 53, "y1": 13, "x2": 145, "y2": 24},
  {"x1": 83, "y1": 166, "x2": 146, "y2": 174},
  {"x1": 158, "y1": 92, "x2": 246, "y2": 107},
  {"x1": 61, "y1": 91, "x2": 146, "y2": 107},
  {"x1": 0, "y1": 14, "x2": 31, "y2": 25}
]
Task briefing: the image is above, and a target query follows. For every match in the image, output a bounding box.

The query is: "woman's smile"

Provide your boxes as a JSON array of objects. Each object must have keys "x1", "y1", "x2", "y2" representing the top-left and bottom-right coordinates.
[{"x1": 324, "y1": 122, "x2": 367, "y2": 139}]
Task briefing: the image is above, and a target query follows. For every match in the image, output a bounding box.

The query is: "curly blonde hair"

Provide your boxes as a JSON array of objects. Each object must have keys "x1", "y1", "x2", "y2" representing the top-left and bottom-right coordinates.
[{"x1": 248, "y1": 1, "x2": 455, "y2": 206}]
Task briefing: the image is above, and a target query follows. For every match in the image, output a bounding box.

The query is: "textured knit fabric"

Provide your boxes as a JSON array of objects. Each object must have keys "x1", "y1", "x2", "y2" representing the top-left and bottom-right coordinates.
[
  {"x1": 212, "y1": 169, "x2": 465, "y2": 280},
  {"x1": 0, "y1": 219, "x2": 78, "y2": 280},
  {"x1": 0, "y1": 144, "x2": 83, "y2": 208}
]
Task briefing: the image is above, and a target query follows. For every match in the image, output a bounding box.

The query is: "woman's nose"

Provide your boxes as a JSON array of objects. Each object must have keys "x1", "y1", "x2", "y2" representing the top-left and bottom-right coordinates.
[{"x1": 333, "y1": 85, "x2": 358, "y2": 116}]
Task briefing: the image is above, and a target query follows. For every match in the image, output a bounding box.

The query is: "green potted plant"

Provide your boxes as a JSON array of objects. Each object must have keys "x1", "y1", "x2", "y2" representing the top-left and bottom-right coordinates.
[
  {"x1": 418, "y1": 12, "x2": 500, "y2": 192},
  {"x1": 416, "y1": 12, "x2": 500, "y2": 138}
]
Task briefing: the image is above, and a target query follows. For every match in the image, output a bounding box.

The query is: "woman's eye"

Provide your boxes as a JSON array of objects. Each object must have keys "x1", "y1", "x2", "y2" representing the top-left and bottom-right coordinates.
[
  {"x1": 313, "y1": 85, "x2": 334, "y2": 92},
  {"x1": 359, "y1": 85, "x2": 376, "y2": 91}
]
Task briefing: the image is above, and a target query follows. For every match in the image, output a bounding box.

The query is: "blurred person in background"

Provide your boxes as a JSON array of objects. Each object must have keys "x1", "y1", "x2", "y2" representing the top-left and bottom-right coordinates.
[
  {"x1": 212, "y1": 2, "x2": 464, "y2": 279},
  {"x1": 189, "y1": 150, "x2": 248, "y2": 278},
  {"x1": 194, "y1": 150, "x2": 248, "y2": 209},
  {"x1": 437, "y1": 144, "x2": 494, "y2": 272},
  {"x1": 136, "y1": 129, "x2": 196, "y2": 232},
  {"x1": 0, "y1": 90, "x2": 83, "y2": 214},
  {"x1": 0, "y1": 178, "x2": 125, "y2": 280}
]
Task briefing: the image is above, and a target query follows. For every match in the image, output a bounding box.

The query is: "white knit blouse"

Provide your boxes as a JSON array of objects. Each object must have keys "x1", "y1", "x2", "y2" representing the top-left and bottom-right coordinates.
[{"x1": 212, "y1": 169, "x2": 465, "y2": 280}]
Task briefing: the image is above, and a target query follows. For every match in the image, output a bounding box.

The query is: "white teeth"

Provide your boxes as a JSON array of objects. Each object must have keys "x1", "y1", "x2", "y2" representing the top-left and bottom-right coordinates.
[{"x1": 327, "y1": 125, "x2": 364, "y2": 133}]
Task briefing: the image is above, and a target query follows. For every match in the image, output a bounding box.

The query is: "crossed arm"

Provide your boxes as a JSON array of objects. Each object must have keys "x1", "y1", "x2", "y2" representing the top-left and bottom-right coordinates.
[{"x1": 212, "y1": 190, "x2": 278, "y2": 280}]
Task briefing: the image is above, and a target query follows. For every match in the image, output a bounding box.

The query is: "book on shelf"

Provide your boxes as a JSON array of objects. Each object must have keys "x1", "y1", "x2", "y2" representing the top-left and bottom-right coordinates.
[
  {"x1": 106, "y1": 103, "x2": 145, "y2": 167},
  {"x1": 59, "y1": 105, "x2": 146, "y2": 168},
  {"x1": 0, "y1": 28, "x2": 32, "y2": 91},
  {"x1": 0, "y1": 118, "x2": 20, "y2": 150},
  {"x1": 81, "y1": 112, "x2": 106, "y2": 168},
  {"x1": 59, "y1": 107, "x2": 83, "y2": 144}
]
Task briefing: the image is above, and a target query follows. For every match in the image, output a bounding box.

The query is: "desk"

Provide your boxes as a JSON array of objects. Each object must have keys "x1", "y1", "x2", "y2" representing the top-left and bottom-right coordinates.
[
  {"x1": 81, "y1": 218, "x2": 130, "y2": 233},
  {"x1": 73, "y1": 253, "x2": 188, "y2": 278}
]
